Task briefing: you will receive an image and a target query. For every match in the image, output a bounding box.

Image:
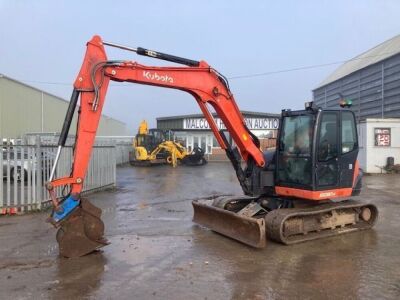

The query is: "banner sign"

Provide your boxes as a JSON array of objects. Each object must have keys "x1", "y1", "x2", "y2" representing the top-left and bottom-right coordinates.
[{"x1": 183, "y1": 117, "x2": 279, "y2": 130}]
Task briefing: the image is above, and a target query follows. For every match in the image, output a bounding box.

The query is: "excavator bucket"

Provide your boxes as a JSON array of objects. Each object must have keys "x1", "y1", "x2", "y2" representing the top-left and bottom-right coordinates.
[
  {"x1": 56, "y1": 198, "x2": 109, "y2": 258},
  {"x1": 192, "y1": 199, "x2": 266, "y2": 248}
]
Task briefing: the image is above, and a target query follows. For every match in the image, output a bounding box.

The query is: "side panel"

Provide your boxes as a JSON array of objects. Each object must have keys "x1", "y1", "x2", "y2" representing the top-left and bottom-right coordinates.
[{"x1": 275, "y1": 186, "x2": 352, "y2": 200}]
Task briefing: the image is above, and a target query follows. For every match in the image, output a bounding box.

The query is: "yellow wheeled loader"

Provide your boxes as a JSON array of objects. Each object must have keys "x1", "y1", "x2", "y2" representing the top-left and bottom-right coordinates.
[{"x1": 131, "y1": 120, "x2": 207, "y2": 167}]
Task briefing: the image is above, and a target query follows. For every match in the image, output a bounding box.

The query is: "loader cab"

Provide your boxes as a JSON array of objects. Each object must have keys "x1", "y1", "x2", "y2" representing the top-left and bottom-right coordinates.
[
  {"x1": 135, "y1": 129, "x2": 170, "y2": 152},
  {"x1": 275, "y1": 105, "x2": 359, "y2": 196}
]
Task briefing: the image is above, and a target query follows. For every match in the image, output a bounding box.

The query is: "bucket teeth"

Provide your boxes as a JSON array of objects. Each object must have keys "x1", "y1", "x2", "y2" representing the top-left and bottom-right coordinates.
[{"x1": 56, "y1": 198, "x2": 108, "y2": 258}]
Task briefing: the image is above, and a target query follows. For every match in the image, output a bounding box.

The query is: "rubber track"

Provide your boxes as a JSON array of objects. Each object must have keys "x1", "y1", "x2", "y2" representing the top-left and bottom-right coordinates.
[{"x1": 265, "y1": 200, "x2": 378, "y2": 245}]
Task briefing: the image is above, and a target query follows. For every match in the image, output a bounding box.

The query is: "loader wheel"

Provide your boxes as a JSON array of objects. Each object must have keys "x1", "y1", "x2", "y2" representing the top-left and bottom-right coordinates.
[{"x1": 191, "y1": 157, "x2": 207, "y2": 166}]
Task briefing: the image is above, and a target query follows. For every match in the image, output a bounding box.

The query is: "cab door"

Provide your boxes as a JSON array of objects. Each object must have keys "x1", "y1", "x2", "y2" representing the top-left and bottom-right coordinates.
[
  {"x1": 338, "y1": 111, "x2": 358, "y2": 188},
  {"x1": 315, "y1": 112, "x2": 340, "y2": 190}
]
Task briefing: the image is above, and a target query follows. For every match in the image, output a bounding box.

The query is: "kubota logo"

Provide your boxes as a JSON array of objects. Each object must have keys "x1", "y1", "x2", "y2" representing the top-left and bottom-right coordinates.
[{"x1": 143, "y1": 71, "x2": 174, "y2": 83}]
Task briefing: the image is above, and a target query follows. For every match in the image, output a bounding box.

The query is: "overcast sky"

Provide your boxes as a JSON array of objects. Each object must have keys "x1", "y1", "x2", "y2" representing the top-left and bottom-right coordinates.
[{"x1": 1, "y1": 1, "x2": 399, "y2": 132}]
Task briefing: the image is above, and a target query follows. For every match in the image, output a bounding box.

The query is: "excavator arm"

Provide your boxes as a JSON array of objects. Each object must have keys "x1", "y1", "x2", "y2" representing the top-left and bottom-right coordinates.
[
  {"x1": 47, "y1": 35, "x2": 266, "y2": 257},
  {"x1": 48, "y1": 36, "x2": 264, "y2": 196}
]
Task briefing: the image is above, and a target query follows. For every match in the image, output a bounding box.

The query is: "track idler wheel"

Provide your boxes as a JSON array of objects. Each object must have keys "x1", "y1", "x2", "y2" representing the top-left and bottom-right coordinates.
[{"x1": 57, "y1": 198, "x2": 109, "y2": 258}]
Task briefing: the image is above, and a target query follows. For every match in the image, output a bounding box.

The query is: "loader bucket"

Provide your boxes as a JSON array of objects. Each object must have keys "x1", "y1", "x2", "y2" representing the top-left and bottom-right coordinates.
[
  {"x1": 56, "y1": 198, "x2": 109, "y2": 258},
  {"x1": 192, "y1": 199, "x2": 266, "y2": 248},
  {"x1": 182, "y1": 147, "x2": 207, "y2": 166}
]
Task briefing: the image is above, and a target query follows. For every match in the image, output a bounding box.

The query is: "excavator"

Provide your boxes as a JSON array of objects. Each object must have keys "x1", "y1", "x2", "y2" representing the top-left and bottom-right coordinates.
[
  {"x1": 46, "y1": 36, "x2": 378, "y2": 258},
  {"x1": 132, "y1": 120, "x2": 207, "y2": 167}
]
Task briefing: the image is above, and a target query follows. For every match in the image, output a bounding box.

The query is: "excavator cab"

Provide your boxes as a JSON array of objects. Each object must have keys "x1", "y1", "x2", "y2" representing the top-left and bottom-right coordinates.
[{"x1": 276, "y1": 105, "x2": 361, "y2": 196}]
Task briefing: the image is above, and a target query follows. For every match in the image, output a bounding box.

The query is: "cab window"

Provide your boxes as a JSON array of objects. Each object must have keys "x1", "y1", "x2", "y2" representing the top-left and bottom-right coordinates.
[
  {"x1": 318, "y1": 113, "x2": 338, "y2": 161},
  {"x1": 277, "y1": 115, "x2": 313, "y2": 186},
  {"x1": 280, "y1": 116, "x2": 313, "y2": 155},
  {"x1": 341, "y1": 112, "x2": 357, "y2": 154}
]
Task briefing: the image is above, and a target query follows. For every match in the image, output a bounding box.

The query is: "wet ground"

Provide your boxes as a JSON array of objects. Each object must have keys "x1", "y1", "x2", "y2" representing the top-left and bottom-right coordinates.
[{"x1": 0, "y1": 163, "x2": 399, "y2": 300}]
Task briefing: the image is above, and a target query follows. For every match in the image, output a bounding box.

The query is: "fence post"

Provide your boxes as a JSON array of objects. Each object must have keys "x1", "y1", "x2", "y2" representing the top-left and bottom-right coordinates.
[
  {"x1": 113, "y1": 147, "x2": 117, "y2": 187},
  {"x1": 35, "y1": 135, "x2": 43, "y2": 210}
]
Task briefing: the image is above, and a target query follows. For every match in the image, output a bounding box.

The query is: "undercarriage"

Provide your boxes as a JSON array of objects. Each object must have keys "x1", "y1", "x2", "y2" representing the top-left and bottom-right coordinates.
[{"x1": 192, "y1": 196, "x2": 378, "y2": 247}]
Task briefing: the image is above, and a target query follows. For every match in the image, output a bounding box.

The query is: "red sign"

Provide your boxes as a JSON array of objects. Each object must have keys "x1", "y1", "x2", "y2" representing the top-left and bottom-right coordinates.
[{"x1": 374, "y1": 128, "x2": 391, "y2": 146}]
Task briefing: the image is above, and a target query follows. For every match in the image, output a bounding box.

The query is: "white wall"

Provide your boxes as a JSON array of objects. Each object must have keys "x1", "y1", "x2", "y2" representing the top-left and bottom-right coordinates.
[
  {"x1": 358, "y1": 119, "x2": 400, "y2": 173},
  {"x1": 357, "y1": 123, "x2": 367, "y2": 171}
]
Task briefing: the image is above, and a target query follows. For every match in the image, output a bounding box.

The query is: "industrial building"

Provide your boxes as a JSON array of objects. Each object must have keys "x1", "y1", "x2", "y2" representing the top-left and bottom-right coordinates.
[
  {"x1": 313, "y1": 34, "x2": 400, "y2": 119},
  {"x1": 157, "y1": 111, "x2": 280, "y2": 159},
  {"x1": 313, "y1": 35, "x2": 400, "y2": 173},
  {"x1": 0, "y1": 74, "x2": 129, "y2": 139}
]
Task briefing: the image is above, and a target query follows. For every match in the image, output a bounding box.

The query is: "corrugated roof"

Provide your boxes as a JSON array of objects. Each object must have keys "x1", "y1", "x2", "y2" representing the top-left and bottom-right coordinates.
[{"x1": 315, "y1": 34, "x2": 400, "y2": 89}]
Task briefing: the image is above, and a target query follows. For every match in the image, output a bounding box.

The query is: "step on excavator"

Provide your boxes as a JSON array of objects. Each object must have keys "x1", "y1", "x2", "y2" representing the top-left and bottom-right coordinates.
[
  {"x1": 46, "y1": 36, "x2": 378, "y2": 258},
  {"x1": 131, "y1": 120, "x2": 207, "y2": 167}
]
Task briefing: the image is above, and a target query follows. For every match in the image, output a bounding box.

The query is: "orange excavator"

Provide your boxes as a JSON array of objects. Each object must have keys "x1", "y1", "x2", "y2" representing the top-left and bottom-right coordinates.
[{"x1": 46, "y1": 36, "x2": 378, "y2": 258}]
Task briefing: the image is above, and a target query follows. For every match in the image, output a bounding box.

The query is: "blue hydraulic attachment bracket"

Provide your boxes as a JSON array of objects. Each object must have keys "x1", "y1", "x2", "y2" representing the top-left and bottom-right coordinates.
[{"x1": 52, "y1": 194, "x2": 80, "y2": 223}]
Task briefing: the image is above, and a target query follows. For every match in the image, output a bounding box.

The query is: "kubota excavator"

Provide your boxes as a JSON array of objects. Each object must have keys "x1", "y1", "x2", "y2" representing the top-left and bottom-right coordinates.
[{"x1": 46, "y1": 36, "x2": 378, "y2": 258}]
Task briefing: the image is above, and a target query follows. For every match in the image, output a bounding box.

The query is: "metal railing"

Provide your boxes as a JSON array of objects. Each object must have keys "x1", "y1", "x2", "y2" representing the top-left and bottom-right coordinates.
[
  {"x1": 0, "y1": 136, "x2": 129, "y2": 213},
  {"x1": 24, "y1": 133, "x2": 133, "y2": 166}
]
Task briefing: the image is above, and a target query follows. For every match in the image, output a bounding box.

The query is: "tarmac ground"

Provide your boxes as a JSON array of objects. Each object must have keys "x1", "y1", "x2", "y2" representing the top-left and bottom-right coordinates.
[{"x1": 0, "y1": 163, "x2": 399, "y2": 299}]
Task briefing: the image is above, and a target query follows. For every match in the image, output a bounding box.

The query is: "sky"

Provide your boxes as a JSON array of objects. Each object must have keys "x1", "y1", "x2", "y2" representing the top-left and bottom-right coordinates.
[{"x1": 1, "y1": 1, "x2": 400, "y2": 133}]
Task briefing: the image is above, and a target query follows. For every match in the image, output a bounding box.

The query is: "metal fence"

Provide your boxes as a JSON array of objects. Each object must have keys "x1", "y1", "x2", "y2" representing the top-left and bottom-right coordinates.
[
  {"x1": 115, "y1": 144, "x2": 132, "y2": 165},
  {"x1": 0, "y1": 136, "x2": 130, "y2": 214},
  {"x1": 24, "y1": 133, "x2": 133, "y2": 166}
]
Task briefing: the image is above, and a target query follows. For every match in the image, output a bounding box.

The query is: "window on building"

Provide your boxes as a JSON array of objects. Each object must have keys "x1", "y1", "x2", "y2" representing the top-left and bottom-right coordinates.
[
  {"x1": 201, "y1": 136, "x2": 206, "y2": 152},
  {"x1": 212, "y1": 136, "x2": 218, "y2": 148}
]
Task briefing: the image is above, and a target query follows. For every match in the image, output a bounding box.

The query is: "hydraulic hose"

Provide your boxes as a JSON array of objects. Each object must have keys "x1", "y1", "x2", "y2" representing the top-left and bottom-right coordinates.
[{"x1": 59, "y1": 89, "x2": 80, "y2": 147}]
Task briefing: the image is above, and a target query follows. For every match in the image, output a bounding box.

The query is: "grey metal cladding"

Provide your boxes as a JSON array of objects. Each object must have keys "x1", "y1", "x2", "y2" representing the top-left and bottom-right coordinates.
[{"x1": 313, "y1": 52, "x2": 400, "y2": 119}]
